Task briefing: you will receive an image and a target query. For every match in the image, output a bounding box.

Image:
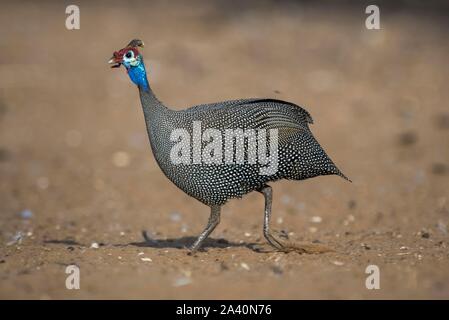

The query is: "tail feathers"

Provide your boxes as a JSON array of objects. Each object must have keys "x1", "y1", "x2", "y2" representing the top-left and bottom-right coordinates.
[
  {"x1": 328, "y1": 163, "x2": 352, "y2": 183},
  {"x1": 336, "y1": 170, "x2": 352, "y2": 183}
]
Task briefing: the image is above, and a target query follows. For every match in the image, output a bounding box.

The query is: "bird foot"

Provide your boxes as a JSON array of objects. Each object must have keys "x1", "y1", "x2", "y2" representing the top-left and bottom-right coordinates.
[
  {"x1": 262, "y1": 232, "x2": 333, "y2": 254},
  {"x1": 276, "y1": 241, "x2": 334, "y2": 254},
  {"x1": 142, "y1": 230, "x2": 159, "y2": 246}
]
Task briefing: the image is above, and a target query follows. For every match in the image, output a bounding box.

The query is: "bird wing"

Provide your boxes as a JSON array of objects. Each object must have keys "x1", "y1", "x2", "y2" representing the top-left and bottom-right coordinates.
[
  {"x1": 179, "y1": 98, "x2": 313, "y2": 145},
  {"x1": 183, "y1": 98, "x2": 313, "y2": 130}
]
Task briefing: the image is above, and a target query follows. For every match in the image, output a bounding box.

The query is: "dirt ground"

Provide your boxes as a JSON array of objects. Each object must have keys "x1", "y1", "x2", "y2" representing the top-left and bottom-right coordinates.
[{"x1": 1, "y1": 1, "x2": 449, "y2": 299}]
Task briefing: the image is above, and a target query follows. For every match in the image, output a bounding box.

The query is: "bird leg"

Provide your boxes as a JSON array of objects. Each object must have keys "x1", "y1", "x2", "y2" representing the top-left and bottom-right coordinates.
[
  {"x1": 258, "y1": 185, "x2": 288, "y2": 251},
  {"x1": 190, "y1": 205, "x2": 221, "y2": 253},
  {"x1": 258, "y1": 185, "x2": 334, "y2": 254}
]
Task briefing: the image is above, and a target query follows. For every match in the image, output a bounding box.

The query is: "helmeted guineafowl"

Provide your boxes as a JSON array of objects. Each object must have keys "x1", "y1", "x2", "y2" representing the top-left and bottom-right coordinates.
[{"x1": 109, "y1": 39, "x2": 350, "y2": 253}]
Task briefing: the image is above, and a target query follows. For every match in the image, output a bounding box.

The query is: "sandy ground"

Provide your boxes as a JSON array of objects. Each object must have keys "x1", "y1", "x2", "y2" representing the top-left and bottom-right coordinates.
[{"x1": 1, "y1": 1, "x2": 449, "y2": 299}]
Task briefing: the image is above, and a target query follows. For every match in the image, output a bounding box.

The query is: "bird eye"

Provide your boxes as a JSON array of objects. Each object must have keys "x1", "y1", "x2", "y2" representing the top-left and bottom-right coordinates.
[{"x1": 125, "y1": 51, "x2": 133, "y2": 59}]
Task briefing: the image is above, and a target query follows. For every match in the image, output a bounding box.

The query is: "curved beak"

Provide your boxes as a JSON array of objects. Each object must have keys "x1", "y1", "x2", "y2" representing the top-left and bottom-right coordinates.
[{"x1": 108, "y1": 56, "x2": 121, "y2": 68}]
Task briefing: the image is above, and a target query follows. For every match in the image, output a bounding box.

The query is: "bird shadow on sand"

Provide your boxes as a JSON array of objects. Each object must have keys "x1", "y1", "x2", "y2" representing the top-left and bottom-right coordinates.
[
  {"x1": 41, "y1": 232, "x2": 271, "y2": 253},
  {"x1": 119, "y1": 230, "x2": 267, "y2": 252},
  {"x1": 42, "y1": 232, "x2": 333, "y2": 254},
  {"x1": 117, "y1": 231, "x2": 333, "y2": 254},
  {"x1": 43, "y1": 238, "x2": 82, "y2": 246}
]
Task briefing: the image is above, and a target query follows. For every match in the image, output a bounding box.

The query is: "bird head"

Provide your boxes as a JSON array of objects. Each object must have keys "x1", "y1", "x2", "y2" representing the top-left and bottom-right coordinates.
[
  {"x1": 108, "y1": 39, "x2": 145, "y2": 70},
  {"x1": 109, "y1": 39, "x2": 149, "y2": 91}
]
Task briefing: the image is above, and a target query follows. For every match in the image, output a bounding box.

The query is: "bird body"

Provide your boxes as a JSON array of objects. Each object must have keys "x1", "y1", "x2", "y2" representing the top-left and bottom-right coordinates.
[
  {"x1": 140, "y1": 90, "x2": 347, "y2": 206},
  {"x1": 110, "y1": 39, "x2": 350, "y2": 252}
]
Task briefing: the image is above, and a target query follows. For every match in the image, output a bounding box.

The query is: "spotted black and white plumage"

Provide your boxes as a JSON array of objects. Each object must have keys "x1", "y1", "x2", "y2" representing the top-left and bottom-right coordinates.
[
  {"x1": 110, "y1": 39, "x2": 350, "y2": 252},
  {"x1": 140, "y1": 90, "x2": 349, "y2": 206}
]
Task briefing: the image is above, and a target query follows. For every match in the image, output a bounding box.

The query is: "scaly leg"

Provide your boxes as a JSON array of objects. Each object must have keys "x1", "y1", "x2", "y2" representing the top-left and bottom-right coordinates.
[
  {"x1": 258, "y1": 185, "x2": 333, "y2": 254},
  {"x1": 190, "y1": 205, "x2": 221, "y2": 253},
  {"x1": 258, "y1": 185, "x2": 287, "y2": 251}
]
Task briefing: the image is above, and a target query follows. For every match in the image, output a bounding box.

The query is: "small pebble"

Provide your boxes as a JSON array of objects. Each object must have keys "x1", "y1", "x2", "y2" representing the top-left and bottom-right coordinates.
[
  {"x1": 240, "y1": 262, "x2": 250, "y2": 271},
  {"x1": 112, "y1": 151, "x2": 130, "y2": 167},
  {"x1": 361, "y1": 243, "x2": 371, "y2": 250},
  {"x1": 90, "y1": 242, "x2": 99, "y2": 249},
  {"x1": 20, "y1": 209, "x2": 33, "y2": 219},
  {"x1": 173, "y1": 276, "x2": 192, "y2": 287},
  {"x1": 276, "y1": 217, "x2": 283, "y2": 224},
  {"x1": 169, "y1": 212, "x2": 182, "y2": 222},
  {"x1": 138, "y1": 252, "x2": 145, "y2": 256},
  {"x1": 244, "y1": 232, "x2": 251, "y2": 237},
  {"x1": 400, "y1": 246, "x2": 408, "y2": 250},
  {"x1": 310, "y1": 216, "x2": 322, "y2": 223},
  {"x1": 333, "y1": 261, "x2": 344, "y2": 266},
  {"x1": 140, "y1": 257, "x2": 152, "y2": 262},
  {"x1": 419, "y1": 229, "x2": 430, "y2": 239},
  {"x1": 271, "y1": 265, "x2": 283, "y2": 275}
]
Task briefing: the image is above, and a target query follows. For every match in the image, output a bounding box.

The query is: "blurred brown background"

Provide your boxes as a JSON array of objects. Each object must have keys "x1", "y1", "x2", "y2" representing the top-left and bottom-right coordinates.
[{"x1": 0, "y1": 0, "x2": 448, "y2": 299}]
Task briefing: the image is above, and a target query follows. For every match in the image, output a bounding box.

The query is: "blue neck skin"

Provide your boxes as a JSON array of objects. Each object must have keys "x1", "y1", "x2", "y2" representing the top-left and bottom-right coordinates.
[{"x1": 126, "y1": 58, "x2": 150, "y2": 91}]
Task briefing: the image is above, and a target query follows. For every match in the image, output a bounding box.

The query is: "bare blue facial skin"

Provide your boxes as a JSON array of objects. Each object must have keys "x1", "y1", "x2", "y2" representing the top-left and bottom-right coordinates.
[{"x1": 124, "y1": 55, "x2": 150, "y2": 91}]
